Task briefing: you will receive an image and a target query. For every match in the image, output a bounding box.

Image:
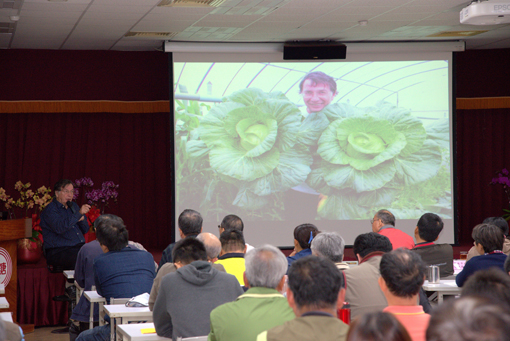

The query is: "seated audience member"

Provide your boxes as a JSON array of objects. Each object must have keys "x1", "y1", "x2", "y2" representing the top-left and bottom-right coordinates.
[
  {"x1": 159, "y1": 209, "x2": 202, "y2": 269},
  {"x1": 466, "y1": 216, "x2": 510, "y2": 260},
  {"x1": 219, "y1": 214, "x2": 254, "y2": 252},
  {"x1": 286, "y1": 223, "x2": 319, "y2": 271},
  {"x1": 344, "y1": 232, "x2": 392, "y2": 319},
  {"x1": 371, "y1": 210, "x2": 414, "y2": 250},
  {"x1": 346, "y1": 312, "x2": 411, "y2": 341},
  {"x1": 71, "y1": 214, "x2": 155, "y2": 336},
  {"x1": 76, "y1": 214, "x2": 156, "y2": 341},
  {"x1": 461, "y1": 268, "x2": 510, "y2": 309},
  {"x1": 456, "y1": 223, "x2": 507, "y2": 287},
  {"x1": 257, "y1": 256, "x2": 349, "y2": 341},
  {"x1": 153, "y1": 238, "x2": 243, "y2": 339},
  {"x1": 209, "y1": 245, "x2": 295, "y2": 341},
  {"x1": 311, "y1": 231, "x2": 349, "y2": 270},
  {"x1": 216, "y1": 229, "x2": 247, "y2": 285},
  {"x1": 505, "y1": 254, "x2": 510, "y2": 275},
  {"x1": 197, "y1": 232, "x2": 222, "y2": 262},
  {"x1": 149, "y1": 233, "x2": 225, "y2": 311},
  {"x1": 426, "y1": 296, "x2": 510, "y2": 341},
  {"x1": 379, "y1": 248, "x2": 429, "y2": 341},
  {"x1": 0, "y1": 318, "x2": 23, "y2": 341},
  {"x1": 411, "y1": 213, "x2": 453, "y2": 277}
]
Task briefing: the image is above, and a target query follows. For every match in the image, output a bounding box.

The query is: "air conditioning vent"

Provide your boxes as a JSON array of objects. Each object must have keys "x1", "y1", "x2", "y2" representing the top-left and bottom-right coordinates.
[
  {"x1": 125, "y1": 32, "x2": 178, "y2": 39},
  {"x1": 158, "y1": 0, "x2": 227, "y2": 7},
  {"x1": 0, "y1": 22, "x2": 14, "y2": 34}
]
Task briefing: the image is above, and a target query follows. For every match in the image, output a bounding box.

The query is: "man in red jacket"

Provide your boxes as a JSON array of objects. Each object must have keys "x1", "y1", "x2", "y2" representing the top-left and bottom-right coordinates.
[{"x1": 371, "y1": 209, "x2": 414, "y2": 250}]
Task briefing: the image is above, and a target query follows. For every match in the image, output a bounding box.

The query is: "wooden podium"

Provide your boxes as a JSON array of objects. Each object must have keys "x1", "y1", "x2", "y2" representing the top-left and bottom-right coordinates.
[{"x1": 0, "y1": 219, "x2": 31, "y2": 322}]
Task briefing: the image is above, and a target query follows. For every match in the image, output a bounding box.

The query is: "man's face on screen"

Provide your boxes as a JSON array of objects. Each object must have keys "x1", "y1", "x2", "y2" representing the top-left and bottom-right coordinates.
[{"x1": 301, "y1": 79, "x2": 337, "y2": 113}]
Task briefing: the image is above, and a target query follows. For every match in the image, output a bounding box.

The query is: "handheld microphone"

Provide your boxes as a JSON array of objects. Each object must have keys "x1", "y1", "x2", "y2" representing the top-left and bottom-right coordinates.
[{"x1": 67, "y1": 201, "x2": 77, "y2": 214}]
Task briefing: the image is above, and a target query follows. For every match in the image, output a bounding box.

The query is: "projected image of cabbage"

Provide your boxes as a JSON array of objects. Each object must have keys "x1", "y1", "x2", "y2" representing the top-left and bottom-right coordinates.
[
  {"x1": 307, "y1": 102, "x2": 450, "y2": 220},
  {"x1": 193, "y1": 88, "x2": 313, "y2": 211}
]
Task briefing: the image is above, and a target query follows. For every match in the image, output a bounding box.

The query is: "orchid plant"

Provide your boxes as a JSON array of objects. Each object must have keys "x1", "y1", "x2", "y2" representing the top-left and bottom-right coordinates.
[
  {"x1": 74, "y1": 177, "x2": 119, "y2": 215},
  {"x1": 0, "y1": 181, "x2": 53, "y2": 242},
  {"x1": 490, "y1": 168, "x2": 510, "y2": 220}
]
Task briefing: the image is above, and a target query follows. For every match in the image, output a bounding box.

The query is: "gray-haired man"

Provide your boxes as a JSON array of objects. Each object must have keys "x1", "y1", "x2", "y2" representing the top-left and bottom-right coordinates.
[
  {"x1": 311, "y1": 231, "x2": 349, "y2": 270},
  {"x1": 209, "y1": 245, "x2": 295, "y2": 341}
]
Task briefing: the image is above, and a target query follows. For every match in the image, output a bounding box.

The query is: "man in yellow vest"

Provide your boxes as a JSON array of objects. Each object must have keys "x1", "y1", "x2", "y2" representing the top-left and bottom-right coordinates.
[{"x1": 215, "y1": 229, "x2": 247, "y2": 286}]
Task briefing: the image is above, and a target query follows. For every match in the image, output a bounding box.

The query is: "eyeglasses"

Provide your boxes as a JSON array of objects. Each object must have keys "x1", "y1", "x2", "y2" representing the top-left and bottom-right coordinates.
[
  {"x1": 60, "y1": 190, "x2": 74, "y2": 194},
  {"x1": 370, "y1": 218, "x2": 379, "y2": 224}
]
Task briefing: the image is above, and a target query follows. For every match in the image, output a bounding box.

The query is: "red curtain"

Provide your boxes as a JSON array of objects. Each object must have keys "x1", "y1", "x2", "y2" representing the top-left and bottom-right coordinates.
[
  {"x1": 455, "y1": 108, "x2": 510, "y2": 244},
  {"x1": 0, "y1": 111, "x2": 173, "y2": 250}
]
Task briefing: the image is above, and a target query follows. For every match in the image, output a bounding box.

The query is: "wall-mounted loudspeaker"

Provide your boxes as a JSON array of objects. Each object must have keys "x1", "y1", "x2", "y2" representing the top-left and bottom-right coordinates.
[{"x1": 283, "y1": 42, "x2": 347, "y2": 60}]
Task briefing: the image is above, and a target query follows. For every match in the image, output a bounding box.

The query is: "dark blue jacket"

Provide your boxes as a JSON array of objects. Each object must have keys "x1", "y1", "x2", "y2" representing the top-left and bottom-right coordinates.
[
  {"x1": 287, "y1": 248, "x2": 312, "y2": 273},
  {"x1": 455, "y1": 252, "x2": 507, "y2": 287},
  {"x1": 40, "y1": 198, "x2": 89, "y2": 250},
  {"x1": 94, "y1": 246, "x2": 155, "y2": 301}
]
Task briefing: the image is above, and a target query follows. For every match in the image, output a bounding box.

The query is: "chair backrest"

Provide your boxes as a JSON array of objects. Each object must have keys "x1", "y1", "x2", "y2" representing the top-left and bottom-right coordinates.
[
  {"x1": 177, "y1": 336, "x2": 208, "y2": 341},
  {"x1": 109, "y1": 297, "x2": 130, "y2": 305}
]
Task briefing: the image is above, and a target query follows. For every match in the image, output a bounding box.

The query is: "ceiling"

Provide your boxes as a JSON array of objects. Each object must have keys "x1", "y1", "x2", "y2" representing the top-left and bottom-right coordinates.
[{"x1": 1, "y1": 0, "x2": 510, "y2": 51}]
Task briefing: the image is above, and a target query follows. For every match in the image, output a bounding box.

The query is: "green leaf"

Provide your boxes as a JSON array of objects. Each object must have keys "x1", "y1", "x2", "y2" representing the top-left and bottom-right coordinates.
[
  {"x1": 247, "y1": 148, "x2": 312, "y2": 196},
  {"x1": 224, "y1": 106, "x2": 273, "y2": 138},
  {"x1": 374, "y1": 103, "x2": 427, "y2": 158},
  {"x1": 318, "y1": 117, "x2": 407, "y2": 171},
  {"x1": 296, "y1": 112, "x2": 330, "y2": 147},
  {"x1": 357, "y1": 188, "x2": 398, "y2": 207},
  {"x1": 317, "y1": 193, "x2": 368, "y2": 219},
  {"x1": 232, "y1": 186, "x2": 269, "y2": 209},
  {"x1": 389, "y1": 208, "x2": 429, "y2": 220},
  {"x1": 322, "y1": 103, "x2": 362, "y2": 122},
  {"x1": 199, "y1": 102, "x2": 245, "y2": 147},
  {"x1": 199, "y1": 178, "x2": 219, "y2": 208},
  {"x1": 426, "y1": 119, "x2": 450, "y2": 149},
  {"x1": 236, "y1": 117, "x2": 278, "y2": 158},
  {"x1": 394, "y1": 140, "x2": 442, "y2": 186},
  {"x1": 259, "y1": 99, "x2": 301, "y2": 151},
  {"x1": 186, "y1": 140, "x2": 210, "y2": 159},
  {"x1": 209, "y1": 145, "x2": 280, "y2": 182},
  {"x1": 322, "y1": 160, "x2": 397, "y2": 192},
  {"x1": 306, "y1": 167, "x2": 332, "y2": 195}
]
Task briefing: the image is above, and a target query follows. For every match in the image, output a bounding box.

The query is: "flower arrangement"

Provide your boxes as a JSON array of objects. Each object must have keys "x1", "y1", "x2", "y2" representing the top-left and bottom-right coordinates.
[
  {"x1": 74, "y1": 177, "x2": 119, "y2": 215},
  {"x1": 0, "y1": 181, "x2": 52, "y2": 242},
  {"x1": 490, "y1": 168, "x2": 510, "y2": 220}
]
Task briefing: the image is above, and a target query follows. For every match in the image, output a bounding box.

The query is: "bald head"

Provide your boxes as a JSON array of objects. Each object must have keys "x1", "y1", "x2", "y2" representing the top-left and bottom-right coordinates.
[{"x1": 197, "y1": 232, "x2": 222, "y2": 262}]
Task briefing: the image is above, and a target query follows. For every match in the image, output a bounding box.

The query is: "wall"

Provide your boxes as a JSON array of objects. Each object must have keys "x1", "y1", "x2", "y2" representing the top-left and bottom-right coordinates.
[{"x1": 1, "y1": 48, "x2": 510, "y2": 249}]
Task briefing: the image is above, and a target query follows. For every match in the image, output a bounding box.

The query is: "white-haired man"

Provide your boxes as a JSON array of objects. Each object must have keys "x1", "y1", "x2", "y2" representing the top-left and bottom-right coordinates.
[
  {"x1": 311, "y1": 231, "x2": 349, "y2": 270},
  {"x1": 209, "y1": 245, "x2": 295, "y2": 341}
]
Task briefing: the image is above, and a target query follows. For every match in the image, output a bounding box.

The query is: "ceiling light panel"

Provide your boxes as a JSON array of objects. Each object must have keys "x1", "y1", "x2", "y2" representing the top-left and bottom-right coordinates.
[
  {"x1": 23, "y1": 0, "x2": 91, "y2": 3},
  {"x1": 21, "y1": 2, "x2": 89, "y2": 11},
  {"x1": 86, "y1": 4, "x2": 155, "y2": 13},
  {"x1": 93, "y1": 0, "x2": 159, "y2": 5},
  {"x1": 0, "y1": 0, "x2": 21, "y2": 9}
]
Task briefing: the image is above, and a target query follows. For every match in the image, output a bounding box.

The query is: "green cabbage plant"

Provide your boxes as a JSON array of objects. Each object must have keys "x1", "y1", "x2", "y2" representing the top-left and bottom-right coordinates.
[
  {"x1": 189, "y1": 88, "x2": 313, "y2": 209},
  {"x1": 306, "y1": 102, "x2": 450, "y2": 219}
]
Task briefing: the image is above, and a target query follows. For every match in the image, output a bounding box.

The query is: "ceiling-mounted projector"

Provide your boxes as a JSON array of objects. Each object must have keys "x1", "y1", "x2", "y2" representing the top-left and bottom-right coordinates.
[{"x1": 460, "y1": 0, "x2": 510, "y2": 25}]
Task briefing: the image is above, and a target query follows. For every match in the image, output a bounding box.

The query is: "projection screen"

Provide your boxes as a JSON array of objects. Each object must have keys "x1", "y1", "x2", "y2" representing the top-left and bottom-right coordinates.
[{"x1": 171, "y1": 43, "x2": 458, "y2": 247}]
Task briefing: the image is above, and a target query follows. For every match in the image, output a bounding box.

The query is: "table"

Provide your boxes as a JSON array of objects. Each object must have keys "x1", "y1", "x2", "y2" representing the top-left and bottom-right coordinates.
[
  {"x1": 63, "y1": 270, "x2": 82, "y2": 302},
  {"x1": 117, "y1": 322, "x2": 170, "y2": 341},
  {"x1": 0, "y1": 312, "x2": 13, "y2": 323},
  {"x1": 84, "y1": 291, "x2": 106, "y2": 328},
  {"x1": 103, "y1": 304, "x2": 153, "y2": 341},
  {"x1": 422, "y1": 279, "x2": 461, "y2": 303},
  {"x1": 0, "y1": 297, "x2": 9, "y2": 309}
]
